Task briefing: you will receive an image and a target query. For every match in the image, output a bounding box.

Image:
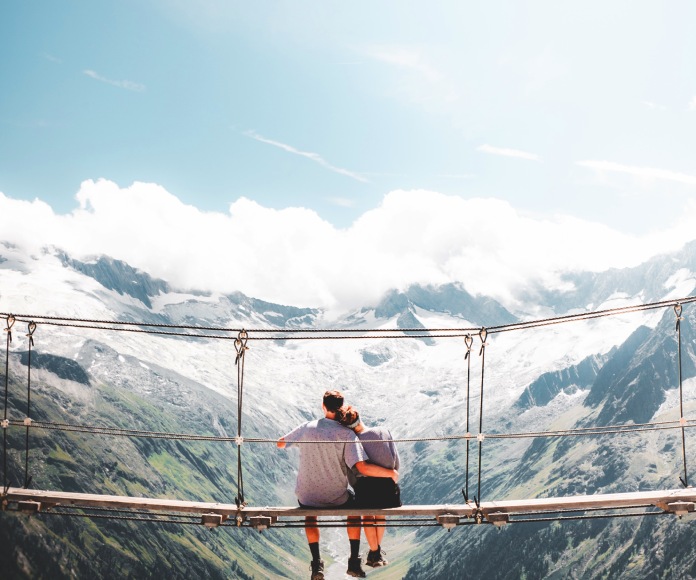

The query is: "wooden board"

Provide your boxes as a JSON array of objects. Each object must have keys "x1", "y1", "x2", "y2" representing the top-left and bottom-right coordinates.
[{"x1": 4, "y1": 487, "x2": 696, "y2": 522}]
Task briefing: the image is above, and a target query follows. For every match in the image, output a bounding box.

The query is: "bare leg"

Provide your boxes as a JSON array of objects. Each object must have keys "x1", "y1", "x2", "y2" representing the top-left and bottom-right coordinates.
[
  {"x1": 375, "y1": 515, "x2": 386, "y2": 547},
  {"x1": 362, "y1": 515, "x2": 379, "y2": 551},
  {"x1": 305, "y1": 515, "x2": 320, "y2": 544}
]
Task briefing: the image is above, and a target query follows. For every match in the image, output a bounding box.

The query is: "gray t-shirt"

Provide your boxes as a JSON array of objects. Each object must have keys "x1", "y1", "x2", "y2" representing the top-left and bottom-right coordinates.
[
  {"x1": 358, "y1": 426, "x2": 400, "y2": 471},
  {"x1": 283, "y1": 418, "x2": 366, "y2": 507}
]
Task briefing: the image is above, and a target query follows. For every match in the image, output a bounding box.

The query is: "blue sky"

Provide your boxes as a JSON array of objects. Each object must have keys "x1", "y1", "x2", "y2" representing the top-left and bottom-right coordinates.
[
  {"x1": 2, "y1": 0, "x2": 695, "y2": 232},
  {"x1": 2, "y1": 2, "x2": 696, "y2": 310}
]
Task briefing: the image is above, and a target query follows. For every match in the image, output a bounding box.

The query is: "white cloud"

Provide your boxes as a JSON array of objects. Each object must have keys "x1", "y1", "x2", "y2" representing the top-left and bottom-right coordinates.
[
  {"x1": 42, "y1": 53, "x2": 62, "y2": 64},
  {"x1": 477, "y1": 144, "x2": 541, "y2": 162},
  {"x1": 2, "y1": 181, "x2": 696, "y2": 313},
  {"x1": 244, "y1": 131, "x2": 368, "y2": 183},
  {"x1": 577, "y1": 160, "x2": 696, "y2": 186},
  {"x1": 641, "y1": 100, "x2": 667, "y2": 110},
  {"x1": 361, "y1": 44, "x2": 461, "y2": 108},
  {"x1": 689, "y1": 96, "x2": 696, "y2": 111},
  {"x1": 365, "y1": 45, "x2": 442, "y2": 83},
  {"x1": 83, "y1": 70, "x2": 145, "y2": 92},
  {"x1": 327, "y1": 197, "x2": 355, "y2": 208}
]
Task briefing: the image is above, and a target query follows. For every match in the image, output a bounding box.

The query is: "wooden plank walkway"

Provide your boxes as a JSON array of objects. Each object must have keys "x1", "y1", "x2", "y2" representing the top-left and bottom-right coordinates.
[{"x1": 3, "y1": 487, "x2": 696, "y2": 528}]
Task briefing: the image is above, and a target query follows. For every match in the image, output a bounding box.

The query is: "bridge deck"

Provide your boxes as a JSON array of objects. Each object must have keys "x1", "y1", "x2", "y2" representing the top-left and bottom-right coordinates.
[{"x1": 3, "y1": 487, "x2": 696, "y2": 528}]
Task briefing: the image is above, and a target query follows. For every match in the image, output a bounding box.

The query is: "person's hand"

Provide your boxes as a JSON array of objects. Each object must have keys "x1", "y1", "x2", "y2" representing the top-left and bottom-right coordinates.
[{"x1": 392, "y1": 470, "x2": 399, "y2": 483}]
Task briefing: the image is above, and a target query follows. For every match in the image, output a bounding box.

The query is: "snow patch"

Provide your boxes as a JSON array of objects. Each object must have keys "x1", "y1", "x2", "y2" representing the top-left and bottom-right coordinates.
[
  {"x1": 150, "y1": 291, "x2": 219, "y2": 313},
  {"x1": 664, "y1": 268, "x2": 696, "y2": 298}
]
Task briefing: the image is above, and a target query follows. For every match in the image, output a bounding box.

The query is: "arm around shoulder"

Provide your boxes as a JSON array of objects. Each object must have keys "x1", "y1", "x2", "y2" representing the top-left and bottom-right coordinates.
[{"x1": 354, "y1": 461, "x2": 399, "y2": 482}]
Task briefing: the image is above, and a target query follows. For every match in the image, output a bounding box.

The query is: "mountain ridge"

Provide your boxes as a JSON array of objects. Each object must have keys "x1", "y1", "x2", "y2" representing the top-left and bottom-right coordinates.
[{"x1": 2, "y1": 239, "x2": 696, "y2": 578}]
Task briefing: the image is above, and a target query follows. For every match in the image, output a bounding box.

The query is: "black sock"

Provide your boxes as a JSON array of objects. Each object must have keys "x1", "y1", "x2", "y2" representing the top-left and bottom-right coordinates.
[
  {"x1": 309, "y1": 542, "x2": 320, "y2": 561},
  {"x1": 350, "y1": 539, "x2": 360, "y2": 559}
]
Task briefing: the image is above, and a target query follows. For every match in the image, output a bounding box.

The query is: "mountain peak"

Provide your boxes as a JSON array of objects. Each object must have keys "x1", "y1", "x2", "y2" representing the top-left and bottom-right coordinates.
[
  {"x1": 59, "y1": 253, "x2": 169, "y2": 308},
  {"x1": 372, "y1": 283, "x2": 517, "y2": 327}
]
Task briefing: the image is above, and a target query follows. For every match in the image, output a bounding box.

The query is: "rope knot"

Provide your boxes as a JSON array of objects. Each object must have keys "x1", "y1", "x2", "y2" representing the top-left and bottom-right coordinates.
[
  {"x1": 478, "y1": 327, "x2": 488, "y2": 356},
  {"x1": 675, "y1": 304, "x2": 683, "y2": 332},
  {"x1": 26, "y1": 321, "x2": 36, "y2": 347},
  {"x1": 235, "y1": 436, "x2": 244, "y2": 446},
  {"x1": 4, "y1": 314, "x2": 15, "y2": 343},
  {"x1": 1, "y1": 419, "x2": 8, "y2": 429},
  {"x1": 234, "y1": 330, "x2": 249, "y2": 365},
  {"x1": 464, "y1": 334, "x2": 473, "y2": 359}
]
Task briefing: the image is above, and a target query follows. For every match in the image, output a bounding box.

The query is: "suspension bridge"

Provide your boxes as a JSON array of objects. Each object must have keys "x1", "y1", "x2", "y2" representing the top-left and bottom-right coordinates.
[{"x1": 2, "y1": 296, "x2": 696, "y2": 531}]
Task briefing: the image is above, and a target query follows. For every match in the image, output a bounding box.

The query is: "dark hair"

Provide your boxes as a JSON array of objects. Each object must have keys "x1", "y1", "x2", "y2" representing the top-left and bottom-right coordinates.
[
  {"x1": 323, "y1": 390, "x2": 344, "y2": 413},
  {"x1": 338, "y1": 405, "x2": 360, "y2": 429}
]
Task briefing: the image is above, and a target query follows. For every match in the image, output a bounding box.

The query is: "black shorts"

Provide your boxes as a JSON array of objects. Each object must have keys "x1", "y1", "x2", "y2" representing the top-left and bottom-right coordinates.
[{"x1": 354, "y1": 477, "x2": 402, "y2": 509}]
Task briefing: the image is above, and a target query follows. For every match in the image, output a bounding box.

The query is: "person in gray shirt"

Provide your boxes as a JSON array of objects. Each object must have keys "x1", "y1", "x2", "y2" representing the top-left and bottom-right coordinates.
[
  {"x1": 340, "y1": 405, "x2": 400, "y2": 569},
  {"x1": 278, "y1": 390, "x2": 399, "y2": 580}
]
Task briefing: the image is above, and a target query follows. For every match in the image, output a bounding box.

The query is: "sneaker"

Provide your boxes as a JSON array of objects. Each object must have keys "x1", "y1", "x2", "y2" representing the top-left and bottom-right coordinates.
[
  {"x1": 366, "y1": 549, "x2": 388, "y2": 568},
  {"x1": 346, "y1": 556, "x2": 366, "y2": 578},
  {"x1": 309, "y1": 559, "x2": 324, "y2": 580}
]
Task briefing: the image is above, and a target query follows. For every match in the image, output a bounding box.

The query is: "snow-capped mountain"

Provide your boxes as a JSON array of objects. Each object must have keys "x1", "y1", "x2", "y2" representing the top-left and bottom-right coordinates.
[{"x1": 2, "y1": 239, "x2": 696, "y2": 579}]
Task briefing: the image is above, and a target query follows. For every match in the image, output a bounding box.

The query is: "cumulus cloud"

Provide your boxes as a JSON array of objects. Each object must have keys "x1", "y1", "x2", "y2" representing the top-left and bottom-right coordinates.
[
  {"x1": 577, "y1": 160, "x2": 696, "y2": 186},
  {"x1": 1, "y1": 181, "x2": 696, "y2": 312},
  {"x1": 477, "y1": 144, "x2": 541, "y2": 162},
  {"x1": 83, "y1": 70, "x2": 145, "y2": 92}
]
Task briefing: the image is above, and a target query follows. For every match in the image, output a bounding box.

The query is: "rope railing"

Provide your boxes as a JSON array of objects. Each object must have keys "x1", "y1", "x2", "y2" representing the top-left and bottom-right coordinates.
[
  {"x1": 5, "y1": 416, "x2": 695, "y2": 444},
  {"x1": 2, "y1": 294, "x2": 695, "y2": 340},
  {"x1": 0, "y1": 294, "x2": 694, "y2": 529}
]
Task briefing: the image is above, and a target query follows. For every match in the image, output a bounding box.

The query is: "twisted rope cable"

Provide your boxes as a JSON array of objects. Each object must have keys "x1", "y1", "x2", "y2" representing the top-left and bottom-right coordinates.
[
  {"x1": 6, "y1": 416, "x2": 695, "y2": 444},
  {"x1": 3, "y1": 295, "x2": 695, "y2": 341},
  {"x1": 23, "y1": 321, "x2": 36, "y2": 489},
  {"x1": 234, "y1": 330, "x2": 248, "y2": 508},
  {"x1": 2, "y1": 314, "x2": 14, "y2": 491},
  {"x1": 463, "y1": 334, "x2": 473, "y2": 501},
  {"x1": 675, "y1": 304, "x2": 689, "y2": 488},
  {"x1": 476, "y1": 328, "x2": 487, "y2": 505},
  {"x1": 510, "y1": 510, "x2": 666, "y2": 524}
]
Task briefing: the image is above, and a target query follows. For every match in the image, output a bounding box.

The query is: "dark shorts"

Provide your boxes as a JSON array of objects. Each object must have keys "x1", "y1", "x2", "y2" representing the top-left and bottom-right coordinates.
[
  {"x1": 299, "y1": 490, "x2": 356, "y2": 509},
  {"x1": 354, "y1": 477, "x2": 402, "y2": 509}
]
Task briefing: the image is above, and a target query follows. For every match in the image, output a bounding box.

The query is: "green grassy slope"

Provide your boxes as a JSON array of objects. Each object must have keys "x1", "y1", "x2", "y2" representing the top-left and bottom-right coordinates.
[{"x1": 0, "y1": 352, "x2": 306, "y2": 579}]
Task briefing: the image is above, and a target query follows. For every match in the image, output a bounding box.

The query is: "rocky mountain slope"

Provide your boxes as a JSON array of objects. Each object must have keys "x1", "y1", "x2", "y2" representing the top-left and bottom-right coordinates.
[{"x1": 1, "y1": 240, "x2": 696, "y2": 578}]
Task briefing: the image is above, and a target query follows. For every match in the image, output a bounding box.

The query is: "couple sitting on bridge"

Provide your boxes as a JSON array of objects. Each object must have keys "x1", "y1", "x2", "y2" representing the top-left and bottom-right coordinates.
[{"x1": 277, "y1": 390, "x2": 401, "y2": 579}]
